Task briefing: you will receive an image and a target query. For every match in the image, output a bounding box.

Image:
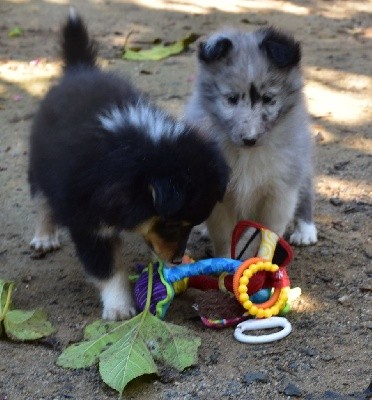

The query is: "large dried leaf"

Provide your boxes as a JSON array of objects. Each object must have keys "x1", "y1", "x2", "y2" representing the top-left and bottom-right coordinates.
[{"x1": 123, "y1": 33, "x2": 199, "y2": 61}]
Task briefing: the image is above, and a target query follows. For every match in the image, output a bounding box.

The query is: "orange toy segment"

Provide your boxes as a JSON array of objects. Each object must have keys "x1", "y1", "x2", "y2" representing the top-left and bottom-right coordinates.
[
  {"x1": 233, "y1": 257, "x2": 285, "y2": 316},
  {"x1": 232, "y1": 257, "x2": 265, "y2": 299}
]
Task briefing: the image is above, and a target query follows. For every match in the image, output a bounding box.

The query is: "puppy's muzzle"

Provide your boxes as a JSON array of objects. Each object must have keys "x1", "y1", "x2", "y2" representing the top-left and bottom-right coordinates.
[{"x1": 170, "y1": 251, "x2": 185, "y2": 265}]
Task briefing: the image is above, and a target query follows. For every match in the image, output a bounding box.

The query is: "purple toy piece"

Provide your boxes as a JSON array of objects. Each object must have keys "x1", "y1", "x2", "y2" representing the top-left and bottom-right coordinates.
[{"x1": 134, "y1": 263, "x2": 167, "y2": 315}]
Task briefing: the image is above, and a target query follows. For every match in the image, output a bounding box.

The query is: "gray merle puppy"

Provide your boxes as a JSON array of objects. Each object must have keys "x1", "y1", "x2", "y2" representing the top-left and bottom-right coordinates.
[
  {"x1": 186, "y1": 27, "x2": 317, "y2": 257},
  {"x1": 28, "y1": 11, "x2": 229, "y2": 320}
]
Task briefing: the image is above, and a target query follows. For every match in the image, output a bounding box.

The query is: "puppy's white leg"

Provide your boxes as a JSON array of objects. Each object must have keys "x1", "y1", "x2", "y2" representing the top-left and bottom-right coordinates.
[
  {"x1": 30, "y1": 192, "x2": 60, "y2": 253},
  {"x1": 72, "y1": 229, "x2": 136, "y2": 321},
  {"x1": 94, "y1": 238, "x2": 136, "y2": 321},
  {"x1": 99, "y1": 270, "x2": 137, "y2": 321},
  {"x1": 290, "y1": 180, "x2": 317, "y2": 245},
  {"x1": 207, "y1": 199, "x2": 237, "y2": 257},
  {"x1": 256, "y1": 189, "x2": 298, "y2": 239}
]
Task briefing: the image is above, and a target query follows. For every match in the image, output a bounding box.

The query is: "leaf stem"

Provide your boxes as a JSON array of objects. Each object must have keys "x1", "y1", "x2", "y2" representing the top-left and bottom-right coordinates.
[
  {"x1": 0, "y1": 282, "x2": 14, "y2": 322},
  {"x1": 144, "y1": 262, "x2": 154, "y2": 313}
]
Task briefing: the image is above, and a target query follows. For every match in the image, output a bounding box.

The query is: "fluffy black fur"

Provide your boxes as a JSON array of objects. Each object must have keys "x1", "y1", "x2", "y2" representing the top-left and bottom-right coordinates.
[
  {"x1": 28, "y1": 14, "x2": 229, "y2": 285},
  {"x1": 198, "y1": 38, "x2": 233, "y2": 63},
  {"x1": 259, "y1": 27, "x2": 301, "y2": 68}
]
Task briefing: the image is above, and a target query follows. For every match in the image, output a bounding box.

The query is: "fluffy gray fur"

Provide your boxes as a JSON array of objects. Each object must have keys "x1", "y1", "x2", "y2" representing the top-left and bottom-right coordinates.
[{"x1": 185, "y1": 27, "x2": 317, "y2": 256}]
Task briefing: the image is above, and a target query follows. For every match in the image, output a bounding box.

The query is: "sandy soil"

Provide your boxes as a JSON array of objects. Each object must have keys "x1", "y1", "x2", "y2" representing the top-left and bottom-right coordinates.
[{"x1": 0, "y1": 1, "x2": 371, "y2": 399}]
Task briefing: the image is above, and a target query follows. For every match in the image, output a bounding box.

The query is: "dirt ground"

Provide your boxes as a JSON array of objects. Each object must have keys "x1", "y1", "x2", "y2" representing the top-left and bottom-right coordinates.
[{"x1": 0, "y1": 1, "x2": 371, "y2": 399}]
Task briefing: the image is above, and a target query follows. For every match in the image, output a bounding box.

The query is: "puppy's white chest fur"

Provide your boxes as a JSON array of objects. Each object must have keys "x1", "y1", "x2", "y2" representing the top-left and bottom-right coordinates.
[{"x1": 226, "y1": 143, "x2": 286, "y2": 218}]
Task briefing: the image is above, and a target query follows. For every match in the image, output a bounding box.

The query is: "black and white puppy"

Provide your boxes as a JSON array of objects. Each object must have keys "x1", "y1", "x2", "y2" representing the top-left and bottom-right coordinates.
[
  {"x1": 186, "y1": 27, "x2": 317, "y2": 257},
  {"x1": 28, "y1": 11, "x2": 229, "y2": 320}
]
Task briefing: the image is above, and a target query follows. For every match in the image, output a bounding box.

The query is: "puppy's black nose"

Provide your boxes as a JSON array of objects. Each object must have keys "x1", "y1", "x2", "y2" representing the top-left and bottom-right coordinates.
[
  {"x1": 171, "y1": 254, "x2": 184, "y2": 265},
  {"x1": 243, "y1": 138, "x2": 257, "y2": 146}
]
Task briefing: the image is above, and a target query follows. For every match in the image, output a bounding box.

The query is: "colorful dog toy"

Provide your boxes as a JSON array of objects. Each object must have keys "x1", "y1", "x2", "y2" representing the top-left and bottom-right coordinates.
[{"x1": 134, "y1": 221, "x2": 293, "y2": 330}]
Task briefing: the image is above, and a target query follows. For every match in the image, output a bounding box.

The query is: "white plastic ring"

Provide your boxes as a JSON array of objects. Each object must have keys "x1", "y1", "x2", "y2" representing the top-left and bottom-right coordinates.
[{"x1": 234, "y1": 317, "x2": 292, "y2": 344}]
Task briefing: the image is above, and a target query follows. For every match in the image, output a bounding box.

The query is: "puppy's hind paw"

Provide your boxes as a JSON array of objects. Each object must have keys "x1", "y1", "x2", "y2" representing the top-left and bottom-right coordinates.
[
  {"x1": 290, "y1": 220, "x2": 317, "y2": 246},
  {"x1": 30, "y1": 233, "x2": 60, "y2": 254}
]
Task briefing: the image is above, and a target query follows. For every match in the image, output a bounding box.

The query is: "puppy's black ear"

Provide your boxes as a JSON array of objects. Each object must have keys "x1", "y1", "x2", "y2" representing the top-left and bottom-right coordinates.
[
  {"x1": 198, "y1": 37, "x2": 233, "y2": 63},
  {"x1": 260, "y1": 28, "x2": 301, "y2": 68},
  {"x1": 150, "y1": 178, "x2": 186, "y2": 218}
]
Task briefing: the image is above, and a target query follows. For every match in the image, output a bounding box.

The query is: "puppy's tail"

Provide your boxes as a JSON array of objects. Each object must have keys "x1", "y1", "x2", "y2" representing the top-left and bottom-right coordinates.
[{"x1": 61, "y1": 8, "x2": 98, "y2": 71}]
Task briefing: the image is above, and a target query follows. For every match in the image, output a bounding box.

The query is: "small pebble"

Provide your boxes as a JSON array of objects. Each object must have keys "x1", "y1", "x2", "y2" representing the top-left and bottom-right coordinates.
[
  {"x1": 330, "y1": 197, "x2": 343, "y2": 206},
  {"x1": 359, "y1": 285, "x2": 372, "y2": 293},
  {"x1": 301, "y1": 347, "x2": 317, "y2": 357},
  {"x1": 208, "y1": 351, "x2": 220, "y2": 365},
  {"x1": 242, "y1": 371, "x2": 268, "y2": 385},
  {"x1": 360, "y1": 321, "x2": 372, "y2": 329},
  {"x1": 332, "y1": 221, "x2": 345, "y2": 231},
  {"x1": 283, "y1": 383, "x2": 302, "y2": 397},
  {"x1": 343, "y1": 204, "x2": 364, "y2": 214},
  {"x1": 363, "y1": 243, "x2": 372, "y2": 259},
  {"x1": 363, "y1": 381, "x2": 372, "y2": 395},
  {"x1": 39, "y1": 336, "x2": 62, "y2": 351},
  {"x1": 289, "y1": 361, "x2": 298, "y2": 370},
  {"x1": 222, "y1": 381, "x2": 241, "y2": 397},
  {"x1": 21, "y1": 275, "x2": 33, "y2": 283},
  {"x1": 333, "y1": 160, "x2": 350, "y2": 171},
  {"x1": 315, "y1": 132, "x2": 325, "y2": 142},
  {"x1": 321, "y1": 354, "x2": 335, "y2": 361},
  {"x1": 337, "y1": 295, "x2": 351, "y2": 305}
]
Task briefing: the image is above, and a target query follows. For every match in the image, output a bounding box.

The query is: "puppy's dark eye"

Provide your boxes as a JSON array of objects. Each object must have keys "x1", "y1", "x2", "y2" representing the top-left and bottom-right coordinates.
[
  {"x1": 226, "y1": 94, "x2": 240, "y2": 105},
  {"x1": 262, "y1": 95, "x2": 275, "y2": 105}
]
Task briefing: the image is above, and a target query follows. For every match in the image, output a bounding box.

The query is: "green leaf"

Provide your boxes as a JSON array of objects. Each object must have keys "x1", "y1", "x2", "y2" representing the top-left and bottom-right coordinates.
[
  {"x1": 57, "y1": 262, "x2": 201, "y2": 394},
  {"x1": 4, "y1": 309, "x2": 55, "y2": 341},
  {"x1": 99, "y1": 316, "x2": 158, "y2": 394},
  {"x1": 0, "y1": 280, "x2": 14, "y2": 321},
  {"x1": 8, "y1": 27, "x2": 23, "y2": 38},
  {"x1": 83, "y1": 319, "x2": 122, "y2": 341},
  {"x1": 57, "y1": 316, "x2": 139, "y2": 369},
  {"x1": 1, "y1": 279, "x2": 53, "y2": 341},
  {"x1": 123, "y1": 33, "x2": 199, "y2": 61},
  {"x1": 142, "y1": 313, "x2": 201, "y2": 371}
]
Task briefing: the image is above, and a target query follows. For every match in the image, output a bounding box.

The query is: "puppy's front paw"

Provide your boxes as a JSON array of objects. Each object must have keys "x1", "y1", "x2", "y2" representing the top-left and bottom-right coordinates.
[
  {"x1": 30, "y1": 233, "x2": 60, "y2": 253},
  {"x1": 290, "y1": 220, "x2": 317, "y2": 246},
  {"x1": 99, "y1": 270, "x2": 138, "y2": 320},
  {"x1": 102, "y1": 298, "x2": 137, "y2": 321}
]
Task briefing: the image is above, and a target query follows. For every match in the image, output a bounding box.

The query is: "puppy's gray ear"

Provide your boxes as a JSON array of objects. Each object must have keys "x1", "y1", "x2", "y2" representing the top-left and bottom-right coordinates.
[
  {"x1": 198, "y1": 37, "x2": 233, "y2": 63},
  {"x1": 260, "y1": 28, "x2": 301, "y2": 68},
  {"x1": 150, "y1": 178, "x2": 185, "y2": 218}
]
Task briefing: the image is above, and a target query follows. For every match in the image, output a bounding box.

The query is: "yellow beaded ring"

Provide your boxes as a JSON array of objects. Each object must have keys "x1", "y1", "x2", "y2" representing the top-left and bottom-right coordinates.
[{"x1": 232, "y1": 257, "x2": 288, "y2": 318}]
